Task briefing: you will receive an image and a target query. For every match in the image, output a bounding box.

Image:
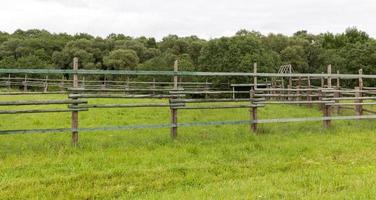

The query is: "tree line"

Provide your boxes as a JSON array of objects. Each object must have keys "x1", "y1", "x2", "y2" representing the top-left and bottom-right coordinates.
[{"x1": 0, "y1": 28, "x2": 375, "y2": 81}]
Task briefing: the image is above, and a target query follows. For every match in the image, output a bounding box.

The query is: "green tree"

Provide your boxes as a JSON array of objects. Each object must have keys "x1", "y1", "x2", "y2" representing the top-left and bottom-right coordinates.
[{"x1": 103, "y1": 49, "x2": 139, "y2": 70}]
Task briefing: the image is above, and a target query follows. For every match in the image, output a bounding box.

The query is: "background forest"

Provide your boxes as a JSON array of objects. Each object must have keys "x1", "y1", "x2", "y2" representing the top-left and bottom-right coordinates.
[{"x1": 0, "y1": 27, "x2": 375, "y2": 77}]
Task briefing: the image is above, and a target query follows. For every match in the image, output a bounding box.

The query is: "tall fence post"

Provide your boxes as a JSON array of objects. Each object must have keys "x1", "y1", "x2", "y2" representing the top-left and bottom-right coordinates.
[
  {"x1": 288, "y1": 75, "x2": 292, "y2": 101},
  {"x1": 7, "y1": 74, "x2": 11, "y2": 91},
  {"x1": 249, "y1": 90, "x2": 257, "y2": 133},
  {"x1": 71, "y1": 57, "x2": 79, "y2": 146},
  {"x1": 335, "y1": 70, "x2": 341, "y2": 115},
  {"x1": 355, "y1": 69, "x2": 364, "y2": 117},
  {"x1": 327, "y1": 65, "x2": 332, "y2": 88},
  {"x1": 307, "y1": 76, "x2": 312, "y2": 107},
  {"x1": 152, "y1": 78, "x2": 156, "y2": 95},
  {"x1": 323, "y1": 104, "x2": 331, "y2": 128},
  {"x1": 297, "y1": 76, "x2": 301, "y2": 103},
  {"x1": 60, "y1": 75, "x2": 65, "y2": 91},
  {"x1": 253, "y1": 63, "x2": 258, "y2": 90},
  {"x1": 23, "y1": 74, "x2": 28, "y2": 92},
  {"x1": 43, "y1": 75, "x2": 48, "y2": 93},
  {"x1": 170, "y1": 60, "x2": 178, "y2": 139},
  {"x1": 81, "y1": 76, "x2": 85, "y2": 88}
]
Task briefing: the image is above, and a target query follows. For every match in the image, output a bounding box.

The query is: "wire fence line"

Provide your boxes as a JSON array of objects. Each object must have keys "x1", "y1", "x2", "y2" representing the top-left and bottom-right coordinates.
[{"x1": 0, "y1": 58, "x2": 375, "y2": 145}]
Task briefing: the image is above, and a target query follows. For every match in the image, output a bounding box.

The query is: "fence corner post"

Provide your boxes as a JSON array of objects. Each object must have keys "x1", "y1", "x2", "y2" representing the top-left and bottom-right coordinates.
[{"x1": 71, "y1": 57, "x2": 79, "y2": 146}]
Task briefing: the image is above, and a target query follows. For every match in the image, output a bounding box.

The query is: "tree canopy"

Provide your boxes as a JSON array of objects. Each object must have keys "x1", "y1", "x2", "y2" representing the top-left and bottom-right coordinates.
[{"x1": 0, "y1": 27, "x2": 375, "y2": 77}]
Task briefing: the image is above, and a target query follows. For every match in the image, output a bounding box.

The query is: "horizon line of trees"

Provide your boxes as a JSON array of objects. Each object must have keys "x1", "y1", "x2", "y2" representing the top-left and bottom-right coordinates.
[{"x1": 0, "y1": 27, "x2": 375, "y2": 80}]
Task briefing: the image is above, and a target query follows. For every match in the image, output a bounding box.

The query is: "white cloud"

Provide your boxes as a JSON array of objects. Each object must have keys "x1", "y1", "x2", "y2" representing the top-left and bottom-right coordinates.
[{"x1": 1, "y1": 0, "x2": 375, "y2": 39}]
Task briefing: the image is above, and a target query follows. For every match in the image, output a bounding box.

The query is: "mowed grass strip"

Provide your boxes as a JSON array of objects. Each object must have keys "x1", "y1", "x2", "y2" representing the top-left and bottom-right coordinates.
[{"x1": 0, "y1": 95, "x2": 376, "y2": 199}]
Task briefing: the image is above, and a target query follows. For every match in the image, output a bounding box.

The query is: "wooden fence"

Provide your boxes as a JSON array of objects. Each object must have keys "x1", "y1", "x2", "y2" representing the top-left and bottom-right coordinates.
[{"x1": 1, "y1": 58, "x2": 376, "y2": 145}]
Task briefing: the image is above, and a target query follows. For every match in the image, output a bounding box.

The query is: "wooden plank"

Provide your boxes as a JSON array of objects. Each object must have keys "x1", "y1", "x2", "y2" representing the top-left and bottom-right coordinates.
[
  {"x1": 0, "y1": 108, "x2": 87, "y2": 114},
  {"x1": 70, "y1": 103, "x2": 179, "y2": 109},
  {"x1": 171, "y1": 98, "x2": 264, "y2": 103},
  {"x1": 177, "y1": 104, "x2": 262, "y2": 110},
  {"x1": 69, "y1": 94, "x2": 184, "y2": 99},
  {"x1": 0, "y1": 100, "x2": 87, "y2": 106}
]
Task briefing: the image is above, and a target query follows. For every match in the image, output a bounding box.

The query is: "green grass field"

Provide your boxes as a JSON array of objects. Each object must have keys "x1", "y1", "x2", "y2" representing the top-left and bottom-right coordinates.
[{"x1": 1, "y1": 95, "x2": 376, "y2": 199}]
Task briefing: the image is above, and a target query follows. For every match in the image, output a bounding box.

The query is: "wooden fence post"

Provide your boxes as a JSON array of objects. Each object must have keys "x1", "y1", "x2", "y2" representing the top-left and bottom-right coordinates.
[
  {"x1": 358, "y1": 69, "x2": 363, "y2": 116},
  {"x1": 297, "y1": 76, "x2": 301, "y2": 103},
  {"x1": 249, "y1": 90, "x2": 257, "y2": 133},
  {"x1": 307, "y1": 76, "x2": 312, "y2": 107},
  {"x1": 152, "y1": 78, "x2": 156, "y2": 95},
  {"x1": 335, "y1": 70, "x2": 341, "y2": 115},
  {"x1": 287, "y1": 77, "x2": 292, "y2": 101},
  {"x1": 71, "y1": 57, "x2": 79, "y2": 146},
  {"x1": 205, "y1": 78, "x2": 209, "y2": 99},
  {"x1": 323, "y1": 104, "x2": 331, "y2": 128},
  {"x1": 253, "y1": 63, "x2": 257, "y2": 90},
  {"x1": 23, "y1": 75, "x2": 28, "y2": 92},
  {"x1": 355, "y1": 69, "x2": 363, "y2": 117},
  {"x1": 43, "y1": 76, "x2": 48, "y2": 93},
  {"x1": 327, "y1": 65, "x2": 332, "y2": 88},
  {"x1": 7, "y1": 74, "x2": 11, "y2": 91},
  {"x1": 170, "y1": 60, "x2": 178, "y2": 139},
  {"x1": 81, "y1": 76, "x2": 85, "y2": 88},
  {"x1": 232, "y1": 86, "x2": 235, "y2": 99},
  {"x1": 60, "y1": 75, "x2": 65, "y2": 91}
]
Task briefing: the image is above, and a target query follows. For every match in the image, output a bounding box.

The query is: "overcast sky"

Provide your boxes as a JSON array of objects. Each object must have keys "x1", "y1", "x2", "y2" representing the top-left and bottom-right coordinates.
[{"x1": 1, "y1": 0, "x2": 375, "y2": 39}]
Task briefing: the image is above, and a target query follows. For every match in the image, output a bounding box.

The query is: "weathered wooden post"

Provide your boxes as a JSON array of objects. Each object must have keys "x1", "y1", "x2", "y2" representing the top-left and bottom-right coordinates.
[
  {"x1": 7, "y1": 74, "x2": 11, "y2": 91},
  {"x1": 81, "y1": 76, "x2": 85, "y2": 88},
  {"x1": 205, "y1": 78, "x2": 209, "y2": 99},
  {"x1": 43, "y1": 76, "x2": 48, "y2": 93},
  {"x1": 327, "y1": 65, "x2": 332, "y2": 88},
  {"x1": 23, "y1": 75, "x2": 28, "y2": 92},
  {"x1": 297, "y1": 76, "x2": 302, "y2": 103},
  {"x1": 335, "y1": 70, "x2": 341, "y2": 115},
  {"x1": 102, "y1": 76, "x2": 107, "y2": 89},
  {"x1": 323, "y1": 104, "x2": 331, "y2": 128},
  {"x1": 307, "y1": 76, "x2": 312, "y2": 107},
  {"x1": 355, "y1": 69, "x2": 363, "y2": 117},
  {"x1": 60, "y1": 75, "x2": 65, "y2": 91},
  {"x1": 232, "y1": 86, "x2": 235, "y2": 99},
  {"x1": 321, "y1": 72, "x2": 324, "y2": 88},
  {"x1": 71, "y1": 57, "x2": 79, "y2": 146},
  {"x1": 152, "y1": 77, "x2": 156, "y2": 95},
  {"x1": 249, "y1": 90, "x2": 257, "y2": 133},
  {"x1": 253, "y1": 63, "x2": 258, "y2": 90},
  {"x1": 170, "y1": 60, "x2": 179, "y2": 139}
]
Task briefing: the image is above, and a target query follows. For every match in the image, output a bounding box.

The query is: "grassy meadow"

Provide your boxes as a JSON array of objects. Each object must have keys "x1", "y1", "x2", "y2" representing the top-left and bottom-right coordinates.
[{"x1": 1, "y1": 94, "x2": 376, "y2": 199}]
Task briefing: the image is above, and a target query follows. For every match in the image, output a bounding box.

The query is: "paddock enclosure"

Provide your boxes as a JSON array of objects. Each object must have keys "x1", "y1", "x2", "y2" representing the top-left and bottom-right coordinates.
[{"x1": 1, "y1": 58, "x2": 376, "y2": 145}]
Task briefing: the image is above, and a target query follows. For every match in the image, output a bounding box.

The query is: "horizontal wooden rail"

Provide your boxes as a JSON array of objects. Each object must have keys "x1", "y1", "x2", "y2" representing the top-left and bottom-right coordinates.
[
  {"x1": 259, "y1": 100, "x2": 334, "y2": 104},
  {"x1": 0, "y1": 100, "x2": 87, "y2": 106},
  {"x1": 0, "y1": 108, "x2": 88, "y2": 114},
  {"x1": 69, "y1": 94, "x2": 185, "y2": 99},
  {"x1": 170, "y1": 98, "x2": 264, "y2": 103},
  {"x1": 329, "y1": 102, "x2": 376, "y2": 106},
  {"x1": 323, "y1": 97, "x2": 376, "y2": 100},
  {"x1": 70, "y1": 103, "x2": 184, "y2": 109},
  {"x1": 0, "y1": 92, "x2": 66, "y2": 95},
  {"x1": 170, "y1": 90, "x2": 250, "y2": 94},
  {"x1": 176, "y1": 104, "x2": 263, "y2": 110}
]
